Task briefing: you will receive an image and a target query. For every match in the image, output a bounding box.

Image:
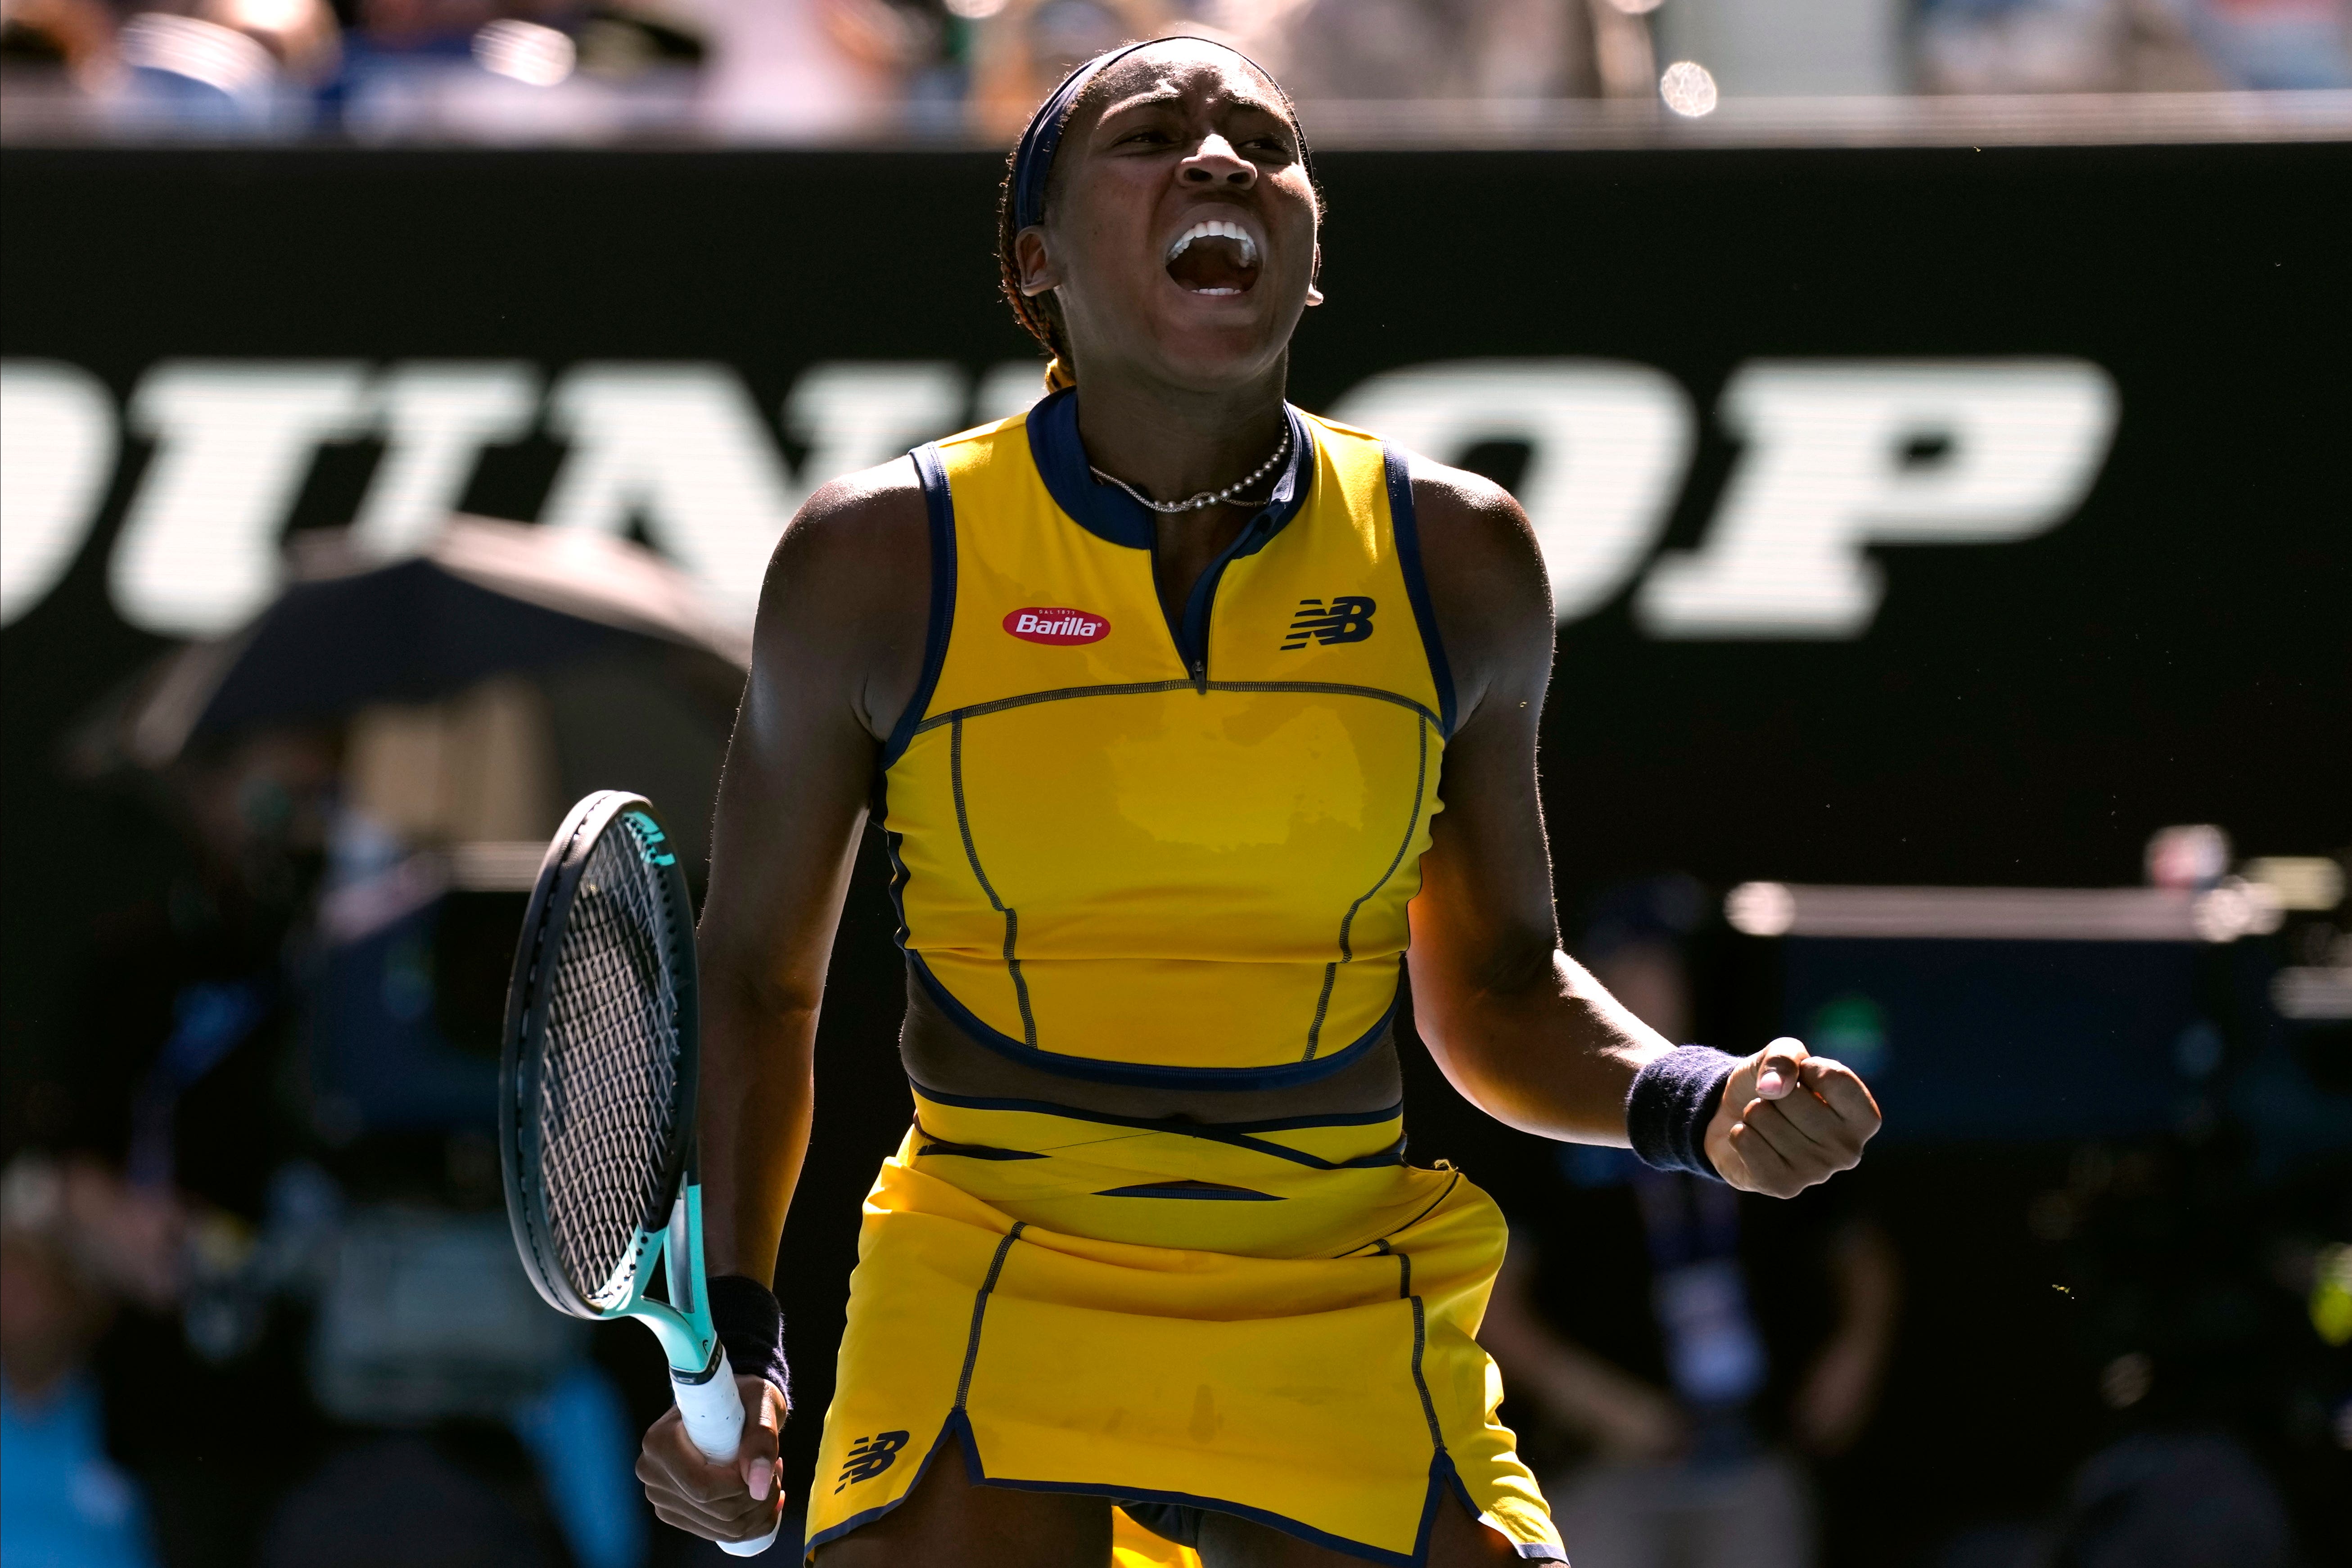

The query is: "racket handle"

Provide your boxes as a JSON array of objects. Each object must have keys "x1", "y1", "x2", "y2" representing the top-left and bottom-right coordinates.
[
  {"x1": 673, "y1": 1352, "x2": 785, "y2": 1557},
  {"x1": 674, "y1": 1349, "x2": 747, "y2": 1462}
]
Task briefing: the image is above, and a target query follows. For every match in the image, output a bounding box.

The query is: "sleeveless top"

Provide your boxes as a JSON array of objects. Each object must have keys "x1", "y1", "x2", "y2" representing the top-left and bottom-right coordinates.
[{"x1": 877, "y1": 388, "x2": 1454, "y2": 1090}]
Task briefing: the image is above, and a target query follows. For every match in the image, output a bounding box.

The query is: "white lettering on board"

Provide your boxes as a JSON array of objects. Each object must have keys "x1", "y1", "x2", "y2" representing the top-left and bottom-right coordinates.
[
  {"x1": 0, "y1": 357, "x2": 2124, "y2": 642},
  {"x1": 1327, "y1": 359, "x2": 1697, "y2": 625},
  {"x1": 1637, "y1": 360, "x2": 2119, "y2": 638},
  {"x1": 354, "y1": 362, "x2": 541, "y2": 560},
  {"x1": 0, "y1": 361, "x2": 117, "y2": 628},
  {"x1": 111, "y1": 361, "x2": 373, "y2": 635}
]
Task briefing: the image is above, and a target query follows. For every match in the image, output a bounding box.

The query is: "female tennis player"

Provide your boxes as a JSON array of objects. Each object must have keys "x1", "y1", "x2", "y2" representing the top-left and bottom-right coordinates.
[{"x1": 635, "y1": 36, "x2": 1880, "y2": 1566}]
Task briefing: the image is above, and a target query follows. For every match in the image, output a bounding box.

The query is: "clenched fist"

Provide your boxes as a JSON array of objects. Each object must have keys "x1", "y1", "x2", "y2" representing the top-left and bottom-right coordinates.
[
  {"x1": 1705, "y1": 1038, "x2": 1880, "y2": 1197},
  {"x1": 636, "y1": 1375, "x2": 789, "y2": 1545}
]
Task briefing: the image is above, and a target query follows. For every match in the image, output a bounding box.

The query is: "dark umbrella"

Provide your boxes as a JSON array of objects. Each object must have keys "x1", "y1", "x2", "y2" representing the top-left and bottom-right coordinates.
[{"x1": 87, "y1": 518, "x2": 749, "y2": 770}]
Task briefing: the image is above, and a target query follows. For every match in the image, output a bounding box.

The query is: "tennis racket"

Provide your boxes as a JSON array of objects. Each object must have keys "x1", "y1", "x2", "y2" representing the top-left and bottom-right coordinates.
[{"x1": 499, "y1": 790, "x2": 781, "y2": 1556}]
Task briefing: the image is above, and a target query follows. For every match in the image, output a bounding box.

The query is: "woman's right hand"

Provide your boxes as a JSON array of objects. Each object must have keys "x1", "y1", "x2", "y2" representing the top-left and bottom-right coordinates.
[{"x1": 634, "y1": 1374, "x2": 789, "y2": 1545}]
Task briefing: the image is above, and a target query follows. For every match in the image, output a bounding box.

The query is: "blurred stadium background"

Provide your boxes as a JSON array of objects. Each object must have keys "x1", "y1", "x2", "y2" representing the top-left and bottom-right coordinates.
[{"x1": 1, "y1": 4, "x2": 2347, "y2": 1567}]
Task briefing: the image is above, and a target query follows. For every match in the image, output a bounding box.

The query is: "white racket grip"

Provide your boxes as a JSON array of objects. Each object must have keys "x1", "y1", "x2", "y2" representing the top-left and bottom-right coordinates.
[
  {"x1": 673, "y1": 1352, "x2": 784, "y2": 1557},
  {"x1": 674, "y1": 1349, "x2": 746, "y2": 1463}
]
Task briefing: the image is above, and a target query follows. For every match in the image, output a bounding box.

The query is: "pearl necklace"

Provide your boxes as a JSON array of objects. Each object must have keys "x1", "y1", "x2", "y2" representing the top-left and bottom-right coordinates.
[{"x1": 1090, "y1": 425, "x2": 1292, "y2": 514}]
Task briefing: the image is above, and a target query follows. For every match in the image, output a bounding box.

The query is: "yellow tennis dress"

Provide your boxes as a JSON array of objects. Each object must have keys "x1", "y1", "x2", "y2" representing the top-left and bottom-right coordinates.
[{"x1": 804, "y1": 389, "x2": 1563, "y2": 1565}]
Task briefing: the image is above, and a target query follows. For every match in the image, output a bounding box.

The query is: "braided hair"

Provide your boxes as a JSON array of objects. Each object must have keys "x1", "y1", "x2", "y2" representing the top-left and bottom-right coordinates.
[
  {"x1": 995, "y1": 132, "x2": 1082, "y2": 392},
  {"x1": 994, "y1": 37, "x2": 1314, "y2": 396}
]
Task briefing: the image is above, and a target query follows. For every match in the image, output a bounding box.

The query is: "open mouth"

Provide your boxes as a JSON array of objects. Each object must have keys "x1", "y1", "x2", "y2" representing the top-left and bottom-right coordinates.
[{"x1": 1165, "y1": 219, "x2": 1261, "y2": 296}]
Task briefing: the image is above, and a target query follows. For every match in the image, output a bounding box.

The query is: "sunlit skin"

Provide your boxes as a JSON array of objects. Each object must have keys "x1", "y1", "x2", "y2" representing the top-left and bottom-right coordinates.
[
  {"x1": 633, "y1": 39, "x2": 1880, "y2": 1566},
  {"x1": 1012, "y1": 50, "x2": 1326, "y2": 620},
  {"x1": 1014, "y1": 63, "x2": 1323, "y2": 397}
]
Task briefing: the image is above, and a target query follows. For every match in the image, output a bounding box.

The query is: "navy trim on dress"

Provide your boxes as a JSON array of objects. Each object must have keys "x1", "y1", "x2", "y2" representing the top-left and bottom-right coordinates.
[
  {"x1": 802, "y1": 1415, "x2": 963, "y2": 1556},
  {"x1": 883, "y1": 443, "x2": 960, "y2": 766},
  {"x1": 915, "y1": 678, "x2": 1440, "y2": 736},
  {"x1": 1385, "y1": 446, "x2": 1458, "y2": 739},
  {"x1": 916, "y1": 1139, "x2": 1046, "y2": 1162},
  {"x1": 876, "y1": 826, "x2": 916, "y2": 951},
  {"x1": 1025, "y1": 387, "x2": 1314, "y2": 555},
  {"x1": 1094, "y1": 1182, "x2": 1281, "y2": 1201},
  {"x1": 808, "y1": 1419, "x2": 1562, "y2": 1566},
  {"x1": 907, "y1": 952, "x2": 1401, "y2": 1092}
]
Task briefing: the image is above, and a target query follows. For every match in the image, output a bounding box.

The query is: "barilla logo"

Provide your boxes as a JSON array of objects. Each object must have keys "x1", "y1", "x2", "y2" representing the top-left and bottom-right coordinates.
[{"x1": 1004, "y1": 607, "x2": 1110, "y2": 645}]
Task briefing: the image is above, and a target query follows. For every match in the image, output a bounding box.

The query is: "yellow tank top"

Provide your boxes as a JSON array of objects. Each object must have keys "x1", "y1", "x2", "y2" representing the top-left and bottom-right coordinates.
[{"x1": 879, "y1": 389, "x2": 1454, "y2": 1089}]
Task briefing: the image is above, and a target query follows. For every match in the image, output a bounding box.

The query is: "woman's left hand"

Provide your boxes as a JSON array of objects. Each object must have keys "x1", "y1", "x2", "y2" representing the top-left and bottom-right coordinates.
[{"x1": 1703, "y1": 1038, "x2": 1880, "y2": 1197}]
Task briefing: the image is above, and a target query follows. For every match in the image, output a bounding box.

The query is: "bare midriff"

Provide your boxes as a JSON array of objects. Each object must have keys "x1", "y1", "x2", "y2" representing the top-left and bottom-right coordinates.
[{"x1": 896, "y1": 975, "x2": 1406, "y2": 1124}]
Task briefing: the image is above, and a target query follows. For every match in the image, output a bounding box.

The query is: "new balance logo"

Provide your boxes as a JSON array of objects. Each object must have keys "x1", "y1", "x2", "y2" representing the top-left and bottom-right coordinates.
[
  {"x1": 1281, "y1": 596, "x2": 1377, "y2": 650},
  {"x1": 835, "y1": 1431, "x2": 911, "y2": 1491}
]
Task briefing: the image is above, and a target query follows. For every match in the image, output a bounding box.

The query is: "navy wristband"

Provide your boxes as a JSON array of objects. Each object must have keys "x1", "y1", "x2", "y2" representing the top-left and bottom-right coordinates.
[
  {"x1": 707, "y1": 1274, "x2": 790, "y2": 1407},
  {"x1": 1626, "y1": 1046, "x2": 1740, "y2": 1180}
]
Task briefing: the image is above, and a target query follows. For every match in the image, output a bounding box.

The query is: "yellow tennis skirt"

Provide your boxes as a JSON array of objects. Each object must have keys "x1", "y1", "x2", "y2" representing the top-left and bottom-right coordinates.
[{"x1": 802, "y1": 1087, "x2": 1563, "y2": 1564}]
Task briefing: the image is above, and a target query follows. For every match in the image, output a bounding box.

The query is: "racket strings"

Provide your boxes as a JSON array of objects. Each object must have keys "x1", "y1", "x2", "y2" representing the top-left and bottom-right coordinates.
[{"x1": 535, "y1": 819, "x2": 684, "y2": 1306}]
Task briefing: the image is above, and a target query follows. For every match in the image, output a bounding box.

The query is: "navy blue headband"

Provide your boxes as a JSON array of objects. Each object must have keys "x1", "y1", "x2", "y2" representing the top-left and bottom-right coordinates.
[{"x1": 1009, "y1": 37, "x2": 1299, "y2": 235}]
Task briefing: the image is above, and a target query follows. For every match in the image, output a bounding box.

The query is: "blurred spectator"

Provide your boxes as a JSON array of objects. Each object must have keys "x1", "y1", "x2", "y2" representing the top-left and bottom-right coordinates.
[
  {"x1": 68, "y1": 725, "x2": 341, "y2": 1223},
  {"x1": 966, "y1": 0, "x2": 1181, "y2": 133},
  {"x1": 1479, "y1": 877, "x2": 1901, "y2": 1568},
  {"x1": 2181, "y1": 0, "x2": 2352, "y2": 86},
  {"x1": 339, "y1": 1, "x2": 711, "y2": 140},
  {"x1": 1, "y1": 1157, "x2": 166, "y2": 1568},
  {"x1": 1913, "y1": 0, "x2": 2230, "y2": 91},
  {"x1": 0, "y1": 0, "x2": 118, "y2": 86},
  {"x1": 1653, "y1": 0, "x2": 1907, "y2": 95},
  {"x1": 352, "y1": 0, "x2": 571, "y2": 51},
  {"x1": 32, "y1": 725, "x2": 340, "y2": 1556},
  {"x1": 23, "y1": 687, "x2": 649, "y2": 1562},
  {"x1": 113, "y1": 0, "x2": 342, "y2": 130},
  {"x1": 960, "y1": 0, "x2": 1675, "y2": 122},
  {"x1": 814, "y1": 0, "x2": 954, "y2": 107},
  {"x1": 6, "y1": 0, "x2": 2346, "y2": 145},
  {"x1": 25, "y1": 522, "x2": 749, "y2": 1565},
  {"x1": 1231, "y1": 0, "x2": 1647, "y2": 101},
  {"x1": 676, "y1": 0, "x2": 927, "y2": 137},
  {"x1": 344, "y1": 0, "x2": 709, "y2": 81}
]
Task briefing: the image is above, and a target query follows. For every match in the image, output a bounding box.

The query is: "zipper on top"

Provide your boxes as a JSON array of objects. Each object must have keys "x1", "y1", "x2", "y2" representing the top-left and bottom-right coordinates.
[
  {"x1": 1159, "y1": 506, "x2": 1280, "y2": 693},
  {"x1": 1124, "y1": 407, "x2": 1305, "y2": 691}
]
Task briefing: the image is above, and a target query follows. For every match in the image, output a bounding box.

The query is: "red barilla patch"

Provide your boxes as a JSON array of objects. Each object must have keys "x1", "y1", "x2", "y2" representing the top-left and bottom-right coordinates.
[{"x1": 1003, "y1": 607, "x2": 1110, "y2": 646}]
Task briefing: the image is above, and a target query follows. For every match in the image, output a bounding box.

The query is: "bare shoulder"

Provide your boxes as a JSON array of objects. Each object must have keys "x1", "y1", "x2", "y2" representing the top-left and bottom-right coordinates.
[
  {"x1": 752, "y1": 456, "x2": 932, "y2": 742},
  {"x1": 1406, "y1": 459, "x2": 1554, "y2": 728},
  {"x1": 768, "y1": 456, "x2": 929, "y2": 584}
]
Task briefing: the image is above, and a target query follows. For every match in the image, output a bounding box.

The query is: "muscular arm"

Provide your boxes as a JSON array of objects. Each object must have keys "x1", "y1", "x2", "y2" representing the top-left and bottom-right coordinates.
[
  {"x1": 1403, "y1": 465, "x2": 1668, "y2": 1144},
  {"x1": 1404, "y1": 465, "x2": 1878, "y2": 1189},
  {"x1": 696, "y1": 463, "x2": 930, "y2": 1283}
]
